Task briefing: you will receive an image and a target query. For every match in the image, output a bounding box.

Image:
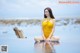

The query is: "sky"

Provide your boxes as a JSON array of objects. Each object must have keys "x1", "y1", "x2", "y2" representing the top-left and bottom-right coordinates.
[{"x1": 0, "y1": 0, "x2": 80, "y2": 19}]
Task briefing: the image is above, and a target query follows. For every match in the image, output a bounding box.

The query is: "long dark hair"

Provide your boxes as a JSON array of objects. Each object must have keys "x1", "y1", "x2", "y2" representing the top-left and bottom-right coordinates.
[{"x1": 44, "y1": 7, "x2": 55, "y2": 19}]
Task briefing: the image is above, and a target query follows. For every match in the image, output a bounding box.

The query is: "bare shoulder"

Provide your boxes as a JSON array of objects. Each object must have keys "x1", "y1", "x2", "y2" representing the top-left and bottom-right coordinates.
[
  {"x1": 50, "y1": 19, "x2": 55, "y2": 23},
  {"x1": 52, "y1": 19, "x2": 55, "y2": 21},
  {"x1": 42, "y1": 18, "x2": 46, "y2": 22}
]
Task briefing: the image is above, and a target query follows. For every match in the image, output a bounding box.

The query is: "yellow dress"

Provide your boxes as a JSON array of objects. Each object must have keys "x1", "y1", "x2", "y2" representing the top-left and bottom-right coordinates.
[{"x1": 42, "y1": 18, "x2": 54, "y2": 39}]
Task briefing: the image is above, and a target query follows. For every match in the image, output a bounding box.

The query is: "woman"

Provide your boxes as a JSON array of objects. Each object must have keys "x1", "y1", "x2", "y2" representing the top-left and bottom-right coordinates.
[{"x1": 34, "y1": 7, "x2": 59, "y2": 42}]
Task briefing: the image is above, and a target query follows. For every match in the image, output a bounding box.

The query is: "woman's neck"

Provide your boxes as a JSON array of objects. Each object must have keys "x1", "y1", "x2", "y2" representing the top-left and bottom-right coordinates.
[
  {"x1": 47, "y1": 16, "x2": 50, "y2": 18},
  {"x1": 47, "y1": 16, "x2": 50, "y2": 19}
]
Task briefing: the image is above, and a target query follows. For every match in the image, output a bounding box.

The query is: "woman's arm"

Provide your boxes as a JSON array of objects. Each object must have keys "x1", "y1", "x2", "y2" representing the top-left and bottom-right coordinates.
[
  {"x1": 41, "y1": 19, "x2": 46, "y2": 40},
  {"x1": 47, "y1": 19, "x2": 55, "y2": 40}
]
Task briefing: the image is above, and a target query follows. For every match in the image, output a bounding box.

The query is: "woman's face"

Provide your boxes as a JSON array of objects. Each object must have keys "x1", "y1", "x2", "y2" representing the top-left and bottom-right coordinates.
[{"x1": 44, "y1": 9, "x2": 50, "y2": 17}]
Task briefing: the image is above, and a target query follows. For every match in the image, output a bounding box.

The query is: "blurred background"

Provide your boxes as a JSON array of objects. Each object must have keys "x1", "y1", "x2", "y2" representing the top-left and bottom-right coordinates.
[
  {"x1": 0, "y1": 0, "x2": 80, "y2": 19},
  {"x1": 0, "y1": 0, "x2": 80, "y2": 53}
]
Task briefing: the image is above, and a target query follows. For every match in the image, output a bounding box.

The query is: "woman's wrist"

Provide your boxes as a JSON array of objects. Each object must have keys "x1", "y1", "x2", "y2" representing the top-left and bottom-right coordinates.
[{"x1": 42, "y1": 35, "x2": 45, "y2": 40}]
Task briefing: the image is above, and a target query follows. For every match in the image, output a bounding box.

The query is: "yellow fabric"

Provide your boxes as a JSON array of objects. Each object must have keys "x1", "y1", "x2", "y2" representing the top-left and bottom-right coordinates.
[{"x1": 42, "y1": 18, "x2": 54, "y2": 39}]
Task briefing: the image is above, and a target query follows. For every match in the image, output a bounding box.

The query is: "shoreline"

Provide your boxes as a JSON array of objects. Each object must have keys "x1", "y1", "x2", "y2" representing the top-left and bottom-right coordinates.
[{"x1": 0, "y1": 18, "x2": 80, "y2": 25}]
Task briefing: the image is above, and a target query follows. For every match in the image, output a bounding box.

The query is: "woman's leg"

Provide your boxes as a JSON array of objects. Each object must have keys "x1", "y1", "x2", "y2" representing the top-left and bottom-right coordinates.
[
  {"x1": 50, "y1": 36, "x2": 60, "y2": 41},
  {"x1": 34, "y1": 36, "x2": 60, "y2": 42},
  {"x1": 34, "y1": 36, "x2": 44, "y2": 42}
]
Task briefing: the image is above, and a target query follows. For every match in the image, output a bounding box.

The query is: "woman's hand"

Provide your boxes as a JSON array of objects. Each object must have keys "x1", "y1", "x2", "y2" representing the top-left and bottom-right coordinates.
[
  {"x1": 47, "y1": 37, "x2": 51, "y2": 40},
  {"x1": 42, "y1": 35, "x2": 46, "y2": 40}
]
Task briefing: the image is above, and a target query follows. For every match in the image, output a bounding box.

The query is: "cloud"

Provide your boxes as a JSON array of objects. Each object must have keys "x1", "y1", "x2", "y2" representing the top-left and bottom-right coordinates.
[
  {"x1": 0, "y1": 0, "x2": 80, "y2": 18},
  {"x1": 0, "y1": 0, "x2": 57, "y2": 11}
]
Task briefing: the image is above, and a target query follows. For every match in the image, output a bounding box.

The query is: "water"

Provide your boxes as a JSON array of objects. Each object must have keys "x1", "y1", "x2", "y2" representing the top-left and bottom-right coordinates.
[{"x1": 0, "y1": 18, "x2": 80, "y2": 53}]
